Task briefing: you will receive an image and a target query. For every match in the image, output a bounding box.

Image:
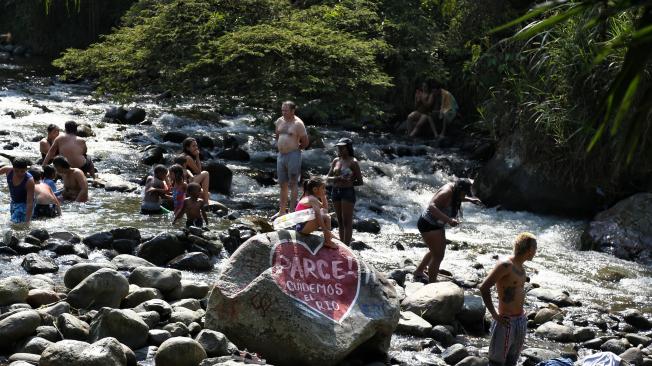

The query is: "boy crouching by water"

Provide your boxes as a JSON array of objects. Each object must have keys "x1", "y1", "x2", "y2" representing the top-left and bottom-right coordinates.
[
  {"x1": 141, "y1": 165, "x2": 171, "y2": 215},
  {"x1": 173, "y1": 182, "x2": 208, "y2": 228},
  {"x1": 480, "y1": 232, "x2": 537, "y2": 366},
  {"x1": 29, "y1": 167, "x2": 61, "y2": 219}
]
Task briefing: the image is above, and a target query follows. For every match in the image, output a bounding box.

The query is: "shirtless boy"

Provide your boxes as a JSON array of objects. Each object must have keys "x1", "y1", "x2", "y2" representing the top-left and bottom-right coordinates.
[
  {"x1": 141, "y1": 165, "x2": 170, "y2": 215},
  {"x1": 29, "y1": 167, "x2": 61, "y2": 218},
  {"x1": 42, "y1": 121, "x2": 95, "y2": 179},
  {"x1": 480, "y1": 232, "x2": 537, "y2": 366},
  {"x1": 274, "y1": 101, "x2": 309, "y2": 218},
  {"x1": 52, "y1": 156, "x2": 88, "y2": 202},
  {"x1": 173, "y1": 183, "x2": 208, "y2": 228},
  {"x1": 39, "y1": 124, "x2": 60, "y2": 159}
]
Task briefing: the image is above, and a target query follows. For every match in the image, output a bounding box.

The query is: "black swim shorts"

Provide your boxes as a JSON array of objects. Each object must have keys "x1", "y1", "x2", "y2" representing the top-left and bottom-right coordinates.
[{"x1": 417, "y1": 216, "x2": 444, "y2": 233}]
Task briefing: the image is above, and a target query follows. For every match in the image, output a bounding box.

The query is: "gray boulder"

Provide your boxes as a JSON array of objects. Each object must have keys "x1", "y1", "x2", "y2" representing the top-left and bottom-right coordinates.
[
  {"x1": 600, "y1": 338, "x2": 631, "y2": 354},
  {"x1": 535, "y1": 321, "x2": 574, "y2": 342},
  {"x1": 39, "y1": 337, "x2": 127, "y2": 366},
  {"x1": 26, "y1": 289, "x2": 60, "y2": 308},
  {"x1": 20, "y1": 336, "x2": 53, "y2": 354},
  {"x1": 396, "y1": 311, "x2": 433, "y2": 336},
  {"x1": 621, "y1": 309, "x2": 652, "y2": 330},
  {"x1": 533, "y1": 306, "x2": 562, "y2": 325},
  {"x1": 166, "y1": 280, "x2": 210, "y2": 301},
  {"x1": 55, "y1": 313, "x2": 89, "y2": 341},
  {"x1": 21, "y1": 253, "x2": 58, "y2": 274},
  {"x1": 129, "y1": 267, "x2": 182, "y2": 292},
  {"x1": 82, "y1": 231, "x2": 114, "y2": 249},
  {"x1": 67, "y1": 268, "x2": 129, "y2": 310},
  {"x1": 205, "y1": 231, "x2": 400, "y2": 366},
  {"x1": 122, "y1": 286, "x2": 163, "y2": 308},
  {"x1": 455, "y1": 356, "x2": 489, "y2": 366},
  {"x1": 620, "y1": 347, "x2": 645, "y2": 365},
  {"x1": 402, "y1": 281, "x2": 464, "y2": 325},
  {"x1": 457, "y1": 295, "x2": 486, "y2": 333},
  {"x1": 136, "y1": 233, "x2": 186, "y2": 265},
  {"x1": 148, "y1": 329, "x2": 172, "y2": 346},
  {"x1": 133, "y1": 299, "x2": 173, "y2": 320},
  {"x1": 442, "y1": 344, "x2": 469, "y2": 365},
  {"x1": 111, "y1": 254, "x2": 155, "y2": 271},
  {"x1": 169, "y1": 252, "x2": 213, "y2": 271},
  {"x1": 195, "y1": 329, "x2": 230, "y2": 357},
  {"x1": 64, "y1": 262, "x2": 118, "y2": 289},
  {"x1": 0, "y1": 277, "x2": 29, "y2": 306},
  {"x1": 520, "y1": 348, "x2": 560, "y2": 366},
  {"x1": 155, "y1": 337, "x2": 207, "y2": 366},
  {"x1": 89, "y1": 308, "x2": 149, "y2": 350},
  {"x1": 528, "y1": 288, "x2": 578, "y2": 307},
  {"x1": 581, "y1": 193, "x2": 652, "y2": 265},
  {"x1": 0, "y1": 310, "x2": 41, "y2": 348}
]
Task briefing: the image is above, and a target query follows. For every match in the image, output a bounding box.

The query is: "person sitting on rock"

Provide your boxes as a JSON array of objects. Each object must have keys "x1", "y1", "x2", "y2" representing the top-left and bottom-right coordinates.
[
  {"x1": 39, "y1": 124, "x2": 59, "y2": 160},
  {"x1": 141, "y1": 164, "x2": 171, "y2": 215},
  {"x1": 480, "y1": 233, "x2": 537, "y2": 366},
  {"x1": 52, "y1": 155, "x2": 88, "y2": 202},
  {"x1": 0, "y1": 157, "x2": 35, "y2": 224},
  {"x1": 406, "y1": 80, "x2": 459, "y2": 139},
  {"x1": 28, "y1": 167, "x2": 61, "y2": 219},
  {"x1": 42, "y1": 120, "x2": 96, "y2": 180},
  {"x1": 173, "y1": 182, "x2": 208, "y2": 228},
  {"x1": 181, "y1": 137, "x2": 211, "y2": 205},
  {"x1": 294, "y1": 176, "x2": 337, "y2": 249}
]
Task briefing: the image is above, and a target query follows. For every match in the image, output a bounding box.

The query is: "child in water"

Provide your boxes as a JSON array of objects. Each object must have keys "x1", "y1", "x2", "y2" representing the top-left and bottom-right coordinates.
[
  {"x1": 173, "y1": 182, "x2": 208, "y2": 228},
  {"x1": 295, "y1": 176, "x2": 337, "y2": 249},
  {"x1": 168, "y1": 164, "x2": 187, "y2": 217},
  {"x1": 141, "y1": 165, "x2": 171, "y2": 215}
]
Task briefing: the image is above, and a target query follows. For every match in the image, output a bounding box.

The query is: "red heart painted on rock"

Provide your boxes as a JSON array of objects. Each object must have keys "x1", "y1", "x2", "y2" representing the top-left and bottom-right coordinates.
[{"x1": 270, "y1": 240, "x2": 360, "y2": 323}]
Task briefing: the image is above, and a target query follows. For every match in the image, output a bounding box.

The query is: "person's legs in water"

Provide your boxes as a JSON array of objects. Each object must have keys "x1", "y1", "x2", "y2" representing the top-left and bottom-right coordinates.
[
  {"x1": 191, "y1": 171, "x2": 210, "y2": 204},
  {"x1": 424, "y1": 229, "x2": 446, "y2": 283},
  {"x1": 275, "y1": 152, "x2": 290, "y2": 218}
]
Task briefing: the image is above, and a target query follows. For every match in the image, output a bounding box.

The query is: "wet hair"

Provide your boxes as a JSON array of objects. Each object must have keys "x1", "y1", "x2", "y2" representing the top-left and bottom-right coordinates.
[
  {"x1": 187, "y1": 182, "x2": 201, "y2": 196},
  {"x1": 52, "y1": 155, "x2": 71, "y2": 169},
  {"x1": 169, "y1": 164, "x2": 185, "y2": 183},
  {"x1": 173, "y1": 155, "x2": 187, "y2": 165},
  {"x1": 450, "y1": 178, "x2": 473, "y2": 218},
  {"x1": 64, "y1": 121, "x2": 78, "y2": 134},
  {"x1": 12, "y1": 157, "x2": 30, "y2": 169},
  {"x1": 514, "y1": 232, "x2": 537, "y2": 256},
  {"x1": 302, "y1": 176, "x2": 325, "y2": 197},
  {"x1": 153, "y1": 164, "x2": 168, "y2": 177},
  {"x1": 182, "y1": 137, "x2": 197, "y2": 158},
  {"x1": 43, "y1": 165, "x2": 57, "y2": 179},
  {"x1": 29, "y1": 167, "x2": 43, "y2": 181},
  {"x1": 282, "y1": 101, "x2": 296, "y2": 110},
  {"x1": 47, "y1": 124, "x2": 59, "y2": 133}
]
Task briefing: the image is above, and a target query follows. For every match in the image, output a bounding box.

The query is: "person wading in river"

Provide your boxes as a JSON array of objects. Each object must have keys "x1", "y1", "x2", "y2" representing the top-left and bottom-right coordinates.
[
  {"x1": 28, "y1": 167, "x2": 61, "y2": 219},
  {"x1": 413, "y1": 178, "x2": 481, "y2": 283},
  {"x1": 273, "y1": 101, "x2": 309, "y2": 219},
  {"x1": 52, "y1": 156, "x2": 88, "y2": 202},
  {"x1": 39, "y1": 124, "x2": 59, "y2": 160},
  {"x1": 0, "y1": 157, "x2": 35, "y2": 224},
  {"x1": 326, "y1": 138, "x2": 363, "y2": 245},
  {"x1": 42, "y1": 121, "x2": 95, "y2": 180},
  {"x1": 480, "y1": 232, "x2": 537, "y2": 366}
]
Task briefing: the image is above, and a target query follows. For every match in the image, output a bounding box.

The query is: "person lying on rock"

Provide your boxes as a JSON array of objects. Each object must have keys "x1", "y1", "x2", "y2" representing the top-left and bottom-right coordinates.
[
  {"x1": 0, "y1": 157, "x2": 35, "y2": 224},
  {"x1": 480, "y1": 232, "x2": 537, "y2": 366},
  {"x1": 413, "y1": 178, "x2": 481, "y2": 283},
  {"x1": 141, "y1": 164, "x2": 171, "y2": 215},
  {"x1": 173, "y1": 182, "x2": 208, "y2": 228},
  {"x1": 52, "y1": 155, "x2": 88, "y2": 202},
  {"x1": 294, "y1": 176, "x2": 337, "y2": 249},
  {"x1": 29, "y1": 167, "x2": 61, "y2": 219}
]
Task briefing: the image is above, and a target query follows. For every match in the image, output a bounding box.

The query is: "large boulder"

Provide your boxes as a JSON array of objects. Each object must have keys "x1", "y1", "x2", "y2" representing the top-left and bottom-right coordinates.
[
  {"x1": 205, "y1": 231, "x2": 400, "y2": 366},
  {"x1": 136, "y1": 233, "x2": 186, "y2": 266},
  {"x1": 39, "y1": 337, "x2": 127, "y2": 366},
  {"x1": 111, "y1": 254, "x2": 155, "y2": 271},
  {"x1": 21, "y1": 253, "x2": 58, "y2": 274},
  {"x1": 0, "y1": 310, "x2": 41, "y2": 348},
  {"x1": 67, "y1": 268, "x2": 129, "y2": 310},
  {"x1": 64, "y1": 262, "x2": 118, "y2": 289},
  {"x1": 89, "y1": 308, "x2": 149, "y2": 350},
  {"x1": 204, "y1": 161, "x2": 232, "y2": 195},
  {"x1": 534, "y1": 321, "x2": 574, "y2": 342},
  {"x1": 0, "y1": 276, "x2": 29, "y2": 306},
  {"x1": 457, "y1": 295, "x2": 486, "y2": 334},
  {"x1": 474, "y1": 132, "x2": 600, "y2": 216},
  {"x1": 581, "y1": 193, "x2": 652, "y2": 265},
  {"x1": 155, "y1": 337, "x2": 207, "y2": 366},
  {"x1": 129, "y1": 267, "x2": 182, "y2": 292},
  {"x1": 401, "y1": 282, "x2": 464, "y2": 325},
  {"x1": 56, "y1": 313, "x2": 90, "y2": 341}
]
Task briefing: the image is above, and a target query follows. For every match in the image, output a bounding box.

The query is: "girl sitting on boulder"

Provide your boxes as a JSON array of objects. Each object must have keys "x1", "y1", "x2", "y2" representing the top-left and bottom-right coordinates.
[
  {"x1": 295, "y1": 176, "x2": 338, "y2": 249},
  {"x1": 181, "y1": 137, "x2": 211, "y2": 205}
]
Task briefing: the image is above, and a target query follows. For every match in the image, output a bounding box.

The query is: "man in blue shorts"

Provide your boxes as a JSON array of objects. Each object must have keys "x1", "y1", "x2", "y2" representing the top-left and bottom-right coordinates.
[{"x1": 0, "y1": 158, "x2": 35, "y2": 224}]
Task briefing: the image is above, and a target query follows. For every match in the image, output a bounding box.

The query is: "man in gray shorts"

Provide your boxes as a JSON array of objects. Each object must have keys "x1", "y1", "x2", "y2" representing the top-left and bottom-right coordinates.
[
  {"x1": 480, "y1": 233, "x2": 538, "y2": 366},
  {"x1": 274, "y1": 101, "x2": 309, "y2": 218}
]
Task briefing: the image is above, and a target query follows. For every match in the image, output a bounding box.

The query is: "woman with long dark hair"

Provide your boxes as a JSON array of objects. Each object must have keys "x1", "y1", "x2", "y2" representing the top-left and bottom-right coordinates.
[
  {"x1": 294, "y1": 176, "x2": 337, "y2": 249},
  {"x1": 181, "y1": 137, "x2": 211, "y2": 205},
  {"x1": 326, "y1": 138, "x2": 363, "y2": 245},
  {"x1": 413, "y1": 178, "x2": 481, "y2": 283}
]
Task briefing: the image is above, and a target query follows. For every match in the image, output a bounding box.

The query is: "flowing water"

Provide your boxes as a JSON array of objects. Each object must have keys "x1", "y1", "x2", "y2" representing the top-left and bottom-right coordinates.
[{"x1": 2, "y1": 59, "x2": 651, "y2": 363}]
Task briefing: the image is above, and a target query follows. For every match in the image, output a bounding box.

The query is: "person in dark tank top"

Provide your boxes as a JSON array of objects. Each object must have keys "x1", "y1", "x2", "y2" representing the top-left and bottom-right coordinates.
[{"x1": 0, "y1": 157, "x2": 35, "y2": 224}]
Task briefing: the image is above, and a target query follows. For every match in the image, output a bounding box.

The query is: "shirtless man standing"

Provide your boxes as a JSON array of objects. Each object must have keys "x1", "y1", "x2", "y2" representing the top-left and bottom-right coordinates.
[
  {"x1": 42, "y1": 121, "x2": 95, "y2": 179},
  {"x1": 39, "y1": 124, "x2": 60, "y2": 159},
  {"x1": 480, "y1": 232, "x2": 537, "y2": 366},
  {"x1": 52, "y1": 156, "x2": 88, "y2": 202},
  {"x1": 274, "y1": 101, "x2": 309, "y2": 218}
]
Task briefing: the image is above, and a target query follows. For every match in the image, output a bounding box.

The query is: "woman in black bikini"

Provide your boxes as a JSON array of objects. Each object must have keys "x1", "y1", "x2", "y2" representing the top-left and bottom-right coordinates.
[
  {"x1": 326, "y1": 138, "x2": 363, "y2": 245},
  {"x1": 413, "y1": 178, "x2": 481, "y2": 283}
]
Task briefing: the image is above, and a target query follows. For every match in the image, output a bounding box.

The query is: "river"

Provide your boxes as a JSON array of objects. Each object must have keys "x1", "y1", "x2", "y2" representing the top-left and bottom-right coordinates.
[{"x1": 1, "y1": 59, "x2": 651, "y2": 364}]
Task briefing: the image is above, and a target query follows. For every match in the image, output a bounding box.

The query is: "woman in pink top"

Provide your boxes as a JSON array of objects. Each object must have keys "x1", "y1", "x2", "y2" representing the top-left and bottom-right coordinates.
[{"x1": 295, "y1": 177, "x2": 337, "y2": 248}]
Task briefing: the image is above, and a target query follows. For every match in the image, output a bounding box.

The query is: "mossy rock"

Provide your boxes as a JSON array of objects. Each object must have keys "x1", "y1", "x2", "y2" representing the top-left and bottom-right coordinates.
[{"x1": 596, "y1": 266, "x2": 634, "y2": 282}]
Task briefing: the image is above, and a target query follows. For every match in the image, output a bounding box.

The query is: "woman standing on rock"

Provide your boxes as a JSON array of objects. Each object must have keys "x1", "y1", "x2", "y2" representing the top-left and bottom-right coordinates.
[
  {"x1": 326, "y1": 138, "x2": 363, "y2": 245},
  {"x1": 181, "y1": 137, "x2": 211, "y2": 205},
  {"x1": 413, "y1": 178, "x2": 480, "y2": 283}
]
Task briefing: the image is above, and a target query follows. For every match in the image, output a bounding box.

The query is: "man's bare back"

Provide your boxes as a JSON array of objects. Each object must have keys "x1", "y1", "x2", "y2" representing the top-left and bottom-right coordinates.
[
  {"x1": 61, "y1": 168, "x2": 88, "y2": 202},
  {"x1": 275, "y1": 117, "x2": 307, "y2": 154},
  {"x1": 47, "y1": 134, "x2": 88, "y2": 169}
]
